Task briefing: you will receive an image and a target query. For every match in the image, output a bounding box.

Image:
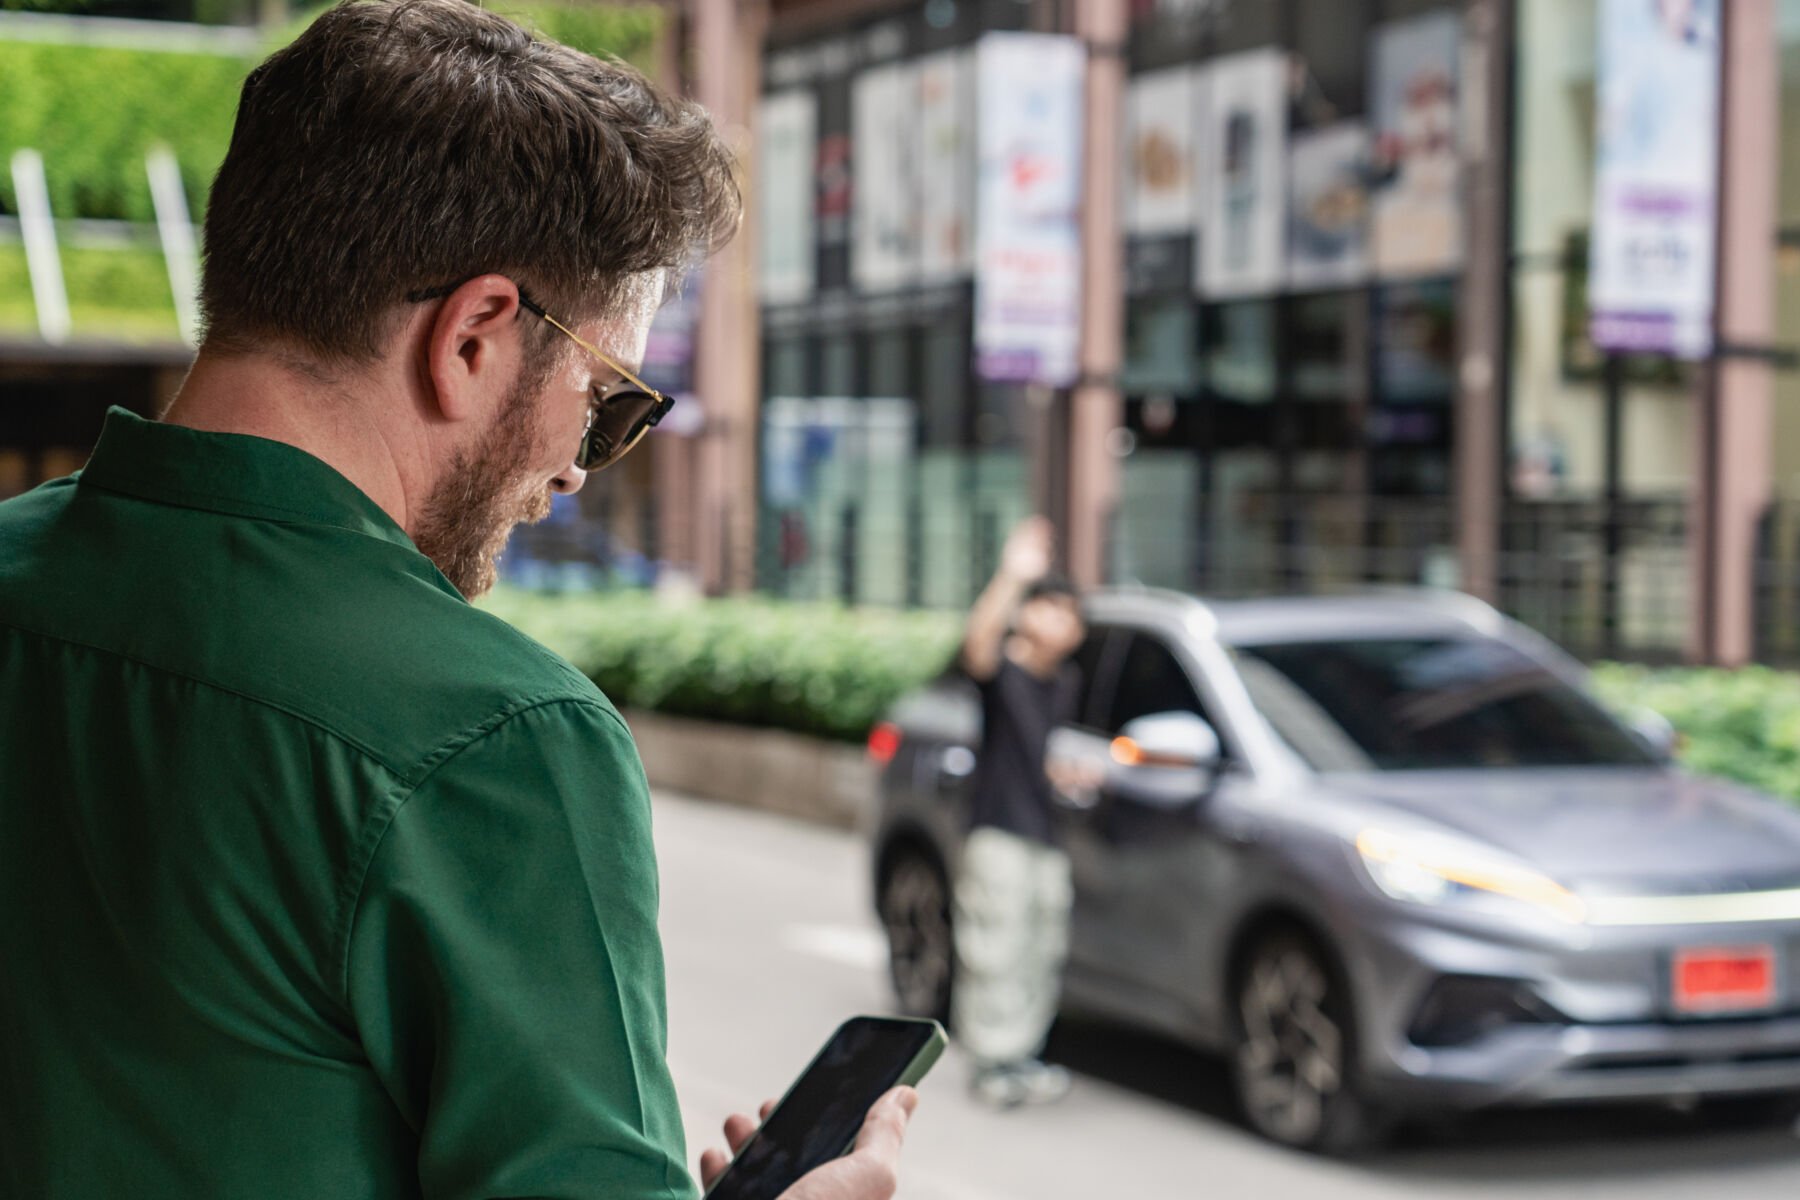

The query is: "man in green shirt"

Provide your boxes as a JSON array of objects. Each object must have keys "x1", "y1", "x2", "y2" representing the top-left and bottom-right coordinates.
[{"x1": 0, "y1": 2, "x2": 916, "y2": 1197}]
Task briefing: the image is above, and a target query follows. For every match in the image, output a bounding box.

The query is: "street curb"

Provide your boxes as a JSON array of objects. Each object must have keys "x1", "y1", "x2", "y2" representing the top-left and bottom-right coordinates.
[{"x1": 622, "y1": 708, "x2": 876, "y2": 831}]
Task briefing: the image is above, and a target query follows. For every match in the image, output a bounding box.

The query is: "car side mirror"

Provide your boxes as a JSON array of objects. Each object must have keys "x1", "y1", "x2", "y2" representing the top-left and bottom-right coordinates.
[
  {"x1": 1112, "y1": 711, "x2": 1223, "y2": 773},
  {"x1": 1102, "y1": 712, "x2": 1224, "y2": 812},
  {"x1": 1629, "y1": 708, "x2": 1678, "y2": 763}
]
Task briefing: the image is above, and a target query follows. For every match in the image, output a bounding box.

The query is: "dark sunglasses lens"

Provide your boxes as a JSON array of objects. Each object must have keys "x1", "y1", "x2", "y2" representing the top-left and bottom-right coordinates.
[{"x1": 578, "y1": 390, "x2": 664, "y2": 471}]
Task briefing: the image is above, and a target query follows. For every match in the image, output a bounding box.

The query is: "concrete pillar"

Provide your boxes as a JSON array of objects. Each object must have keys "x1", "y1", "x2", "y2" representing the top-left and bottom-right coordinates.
[
  {"x1": 1453, "y1": 0, "x2": 1511, "y2": 605},
  {"x1": 1067, "y1": 0, "x2": 1127, "y2": 590},
  {"x1": 689, "y1": 0, "x2": 764, "y2": 594},
  {"x1": 1691, "y1": 0, "x2": 1778, "y2": 664}
]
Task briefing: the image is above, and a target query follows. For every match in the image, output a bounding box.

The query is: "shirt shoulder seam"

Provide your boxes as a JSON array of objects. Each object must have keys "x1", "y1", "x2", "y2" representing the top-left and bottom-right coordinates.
[
  {"x1": 0, "y1": 614, "x2": 407, "y2": 774},
  {"x1": 331, "y1": 697, "x2": 629, "y2": 1008}
]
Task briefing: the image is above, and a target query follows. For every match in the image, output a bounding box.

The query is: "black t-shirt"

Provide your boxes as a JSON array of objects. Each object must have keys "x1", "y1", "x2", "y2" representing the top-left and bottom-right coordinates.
[{"x1": 969, "y1": 656, "x2": 1081, "y2": 846}]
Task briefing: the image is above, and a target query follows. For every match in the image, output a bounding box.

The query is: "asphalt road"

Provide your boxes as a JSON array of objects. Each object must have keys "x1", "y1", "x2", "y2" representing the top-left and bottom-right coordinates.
[{"x1": 652, "y1": 791, "x2": 1800, "y2": 1199}]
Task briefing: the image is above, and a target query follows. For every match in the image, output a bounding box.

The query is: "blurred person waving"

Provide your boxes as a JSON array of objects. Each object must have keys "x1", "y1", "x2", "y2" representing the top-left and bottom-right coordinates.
[
  {"x1": 955, "y1": 516, "x2": 1090, "y2": 1108},
  {"x1": 0, "y1": 3, "x2": 917, "y2": 1197}
]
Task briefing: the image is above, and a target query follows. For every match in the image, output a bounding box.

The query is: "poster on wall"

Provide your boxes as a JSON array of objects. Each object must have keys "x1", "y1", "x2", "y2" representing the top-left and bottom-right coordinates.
[
  {"x1": 756, "y1": 90, "x2": 817, "y2": 305},
  {"x1": 973, "y1": 32, "x2": 1085, "y2": 386},
  {"x1": 1369, "y1": 11, "x2": 1461, "y2": 279},
  {"x1": 852, "y1": 62, "x2": 917, "y2": 293},
  {"x1": 915, "y1": 48, "x2": 975, "y2": 283},
  {"x1": 1196, "y1": 47, "x2": 1288, "y2": 298},
  {"x1": 1588, "y1": 0, "x2": 1721, "y2": 359},
  {"x1": 1287, "y1": 122, "x2": 1370, "y2": 291},
  {"x1": 1126, "y1": 65, "x2": 1200, "y2": 236}
]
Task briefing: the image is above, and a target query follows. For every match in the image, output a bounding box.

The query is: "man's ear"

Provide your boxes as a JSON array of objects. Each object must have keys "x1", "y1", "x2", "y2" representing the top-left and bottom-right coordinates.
[{"x1": 423, "y1": 275, "x2": 526, "y2": 423}]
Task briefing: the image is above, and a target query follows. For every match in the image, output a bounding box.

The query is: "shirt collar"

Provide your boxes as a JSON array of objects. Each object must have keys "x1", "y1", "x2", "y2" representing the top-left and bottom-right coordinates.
[{"x1": 80, "y1": 406, "x2": 426, "y2": 558}]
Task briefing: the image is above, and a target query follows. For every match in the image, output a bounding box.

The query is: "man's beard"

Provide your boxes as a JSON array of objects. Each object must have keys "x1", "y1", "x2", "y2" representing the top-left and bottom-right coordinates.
[{"x1": 412, "y1": 377, "x2": 556, "y2": 599}]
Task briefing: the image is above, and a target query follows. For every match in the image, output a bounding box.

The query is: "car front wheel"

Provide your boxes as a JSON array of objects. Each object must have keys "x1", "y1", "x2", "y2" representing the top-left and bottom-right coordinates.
[
  {"x1": 1231, "y1": 929, "x2": 1389, "y2": 1155},
  {"x1": 879, "y1": 851, "x2": 954, "y2": 1023}
]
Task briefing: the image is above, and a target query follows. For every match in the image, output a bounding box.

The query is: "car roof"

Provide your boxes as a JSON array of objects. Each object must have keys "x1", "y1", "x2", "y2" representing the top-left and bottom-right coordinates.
[{"x1": 1084, "y1": 586, "x2": 1509, "y2": 648}]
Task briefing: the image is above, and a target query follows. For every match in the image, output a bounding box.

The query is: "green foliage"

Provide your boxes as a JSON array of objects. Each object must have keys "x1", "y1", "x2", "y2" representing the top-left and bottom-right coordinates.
[
  {"x1": 0, "y1": 40, "x2": 250, "y2": 221},
  {"x1": 1592, "y1": 663, "x2": 1800, "y2": 802},
  {"x1": 0, "y1": 3, "x2": 662, "y2": 224},
  {"x1": 0, "y1": 242, "x2": 180, "y2": 337},
  {"x1": 479, "y1": 588, "x2": 1800, "y2": 791},
  {"x1": 499, "y1": 2, "x2": 661, "y2": 65},
  {"x1": 480, "y1": 588, "x2": 964, "y2": 742}
]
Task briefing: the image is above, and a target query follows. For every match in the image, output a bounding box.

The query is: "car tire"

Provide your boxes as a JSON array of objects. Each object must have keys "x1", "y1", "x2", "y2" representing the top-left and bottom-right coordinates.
[
  {"x1": 1230, "y1": 928, "x2": 1391, "y2": 1156},
  {"x1": 879, "y1": 851, "x2": 954, "y2": 1025}
]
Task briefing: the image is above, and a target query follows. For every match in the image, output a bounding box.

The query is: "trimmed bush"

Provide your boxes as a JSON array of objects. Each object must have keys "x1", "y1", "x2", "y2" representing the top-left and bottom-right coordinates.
[
  {"x1": 1591, "y1": 663, "x2": 1800, "y2": 802},
  {"x1": 483, "y1": 588, "x2": 1800, "y2": 801},
  {"x1": 480, "y1": 588, "x2": 963, "y2": 743}
]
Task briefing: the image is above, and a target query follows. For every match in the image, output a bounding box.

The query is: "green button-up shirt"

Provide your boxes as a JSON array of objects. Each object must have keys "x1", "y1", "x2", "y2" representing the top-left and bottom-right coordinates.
[{"x1": 0, "y1": 409, "x2": 693, "y2": 1199}]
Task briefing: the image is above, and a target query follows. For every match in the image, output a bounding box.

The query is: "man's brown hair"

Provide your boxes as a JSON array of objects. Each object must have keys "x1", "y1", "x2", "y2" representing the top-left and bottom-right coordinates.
[{"x1": 199, "y1": 0, "x2": 739, "y2": 364}]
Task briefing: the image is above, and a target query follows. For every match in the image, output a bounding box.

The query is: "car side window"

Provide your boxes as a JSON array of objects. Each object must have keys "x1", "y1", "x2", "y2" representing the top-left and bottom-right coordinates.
[{"x1": 1102, "y1": 633, "x2": 1209, "y2": 736}]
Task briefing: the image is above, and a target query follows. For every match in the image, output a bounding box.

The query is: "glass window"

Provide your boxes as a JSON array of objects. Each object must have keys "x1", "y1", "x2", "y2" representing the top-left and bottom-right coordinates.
[
  {"x1": 1380, "y1": 0, "x2": 1459, "y2": 18},
  {"x1": 1121, "y1": 299, "x2": 1202, "y2": 396},
  {"x1": 1293, "y1": 0, "x2": 1370, "y2": 127},
  {"x1": 920, "y1": 320, "x2": 968, "y2": 447},
  {"x1": 867, "y1": 328, "x2": 909, "y2": 398},
  {"x1": 764, "y1": 337, "x2": 808, "y2": 399},
  {"x1": 1205, "y1": 300, "x2": 1277, "y2": 403},
  {"x1": 1213, "y1": 0, "x2": 1282, "y2": 53},
  {"x1": 1102, "y1": 633, "x2": 1208, "y2": 734},
  {"x1": 1231, "y1": 637, "x2": 1657, "y2": 771},
  {"x1": 1291, "y1": 292, "x2": 1364, "y2": 403},
  {"x1": 820, "y1": 335, "x2": 856, "y2": 397}
]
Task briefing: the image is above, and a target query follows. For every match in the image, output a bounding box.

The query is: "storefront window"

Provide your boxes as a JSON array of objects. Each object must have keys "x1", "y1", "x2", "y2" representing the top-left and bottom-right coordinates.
[{"x1": 1507, "y1": 0, "x2": 1690, "y2": 656}]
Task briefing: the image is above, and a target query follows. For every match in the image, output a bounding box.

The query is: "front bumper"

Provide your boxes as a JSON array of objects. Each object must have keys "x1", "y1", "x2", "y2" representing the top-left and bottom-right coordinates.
[{"x1": 1348, "y1": 905, "x2": 1800, "y2": 1109}]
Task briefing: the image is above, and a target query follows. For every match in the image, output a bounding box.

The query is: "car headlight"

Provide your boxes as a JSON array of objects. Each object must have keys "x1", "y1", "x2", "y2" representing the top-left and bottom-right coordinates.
[{"x1": 1355, "y1": 828, "x2": 1587, "y2": 925}]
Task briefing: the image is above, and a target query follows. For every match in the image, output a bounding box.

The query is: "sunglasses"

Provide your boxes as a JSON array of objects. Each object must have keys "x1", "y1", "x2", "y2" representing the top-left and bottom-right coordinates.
[{"x1": 406, "y1": 282, "x2": 674, "y2": 473}]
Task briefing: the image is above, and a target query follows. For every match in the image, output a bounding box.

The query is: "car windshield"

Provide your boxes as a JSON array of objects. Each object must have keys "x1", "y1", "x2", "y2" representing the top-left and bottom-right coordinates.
[{"x1": 1229, "y1": 637, "x2": 1657, "y2": 772}]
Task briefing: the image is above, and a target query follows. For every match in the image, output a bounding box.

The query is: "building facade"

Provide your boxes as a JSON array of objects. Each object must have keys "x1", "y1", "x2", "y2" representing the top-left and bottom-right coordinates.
[
  {"x1": 656, "y1": 0, "x2": 1800, "y2": 666},
  {"x1": 10, "y1": 0, "x2": 1800, "y2": 667}
]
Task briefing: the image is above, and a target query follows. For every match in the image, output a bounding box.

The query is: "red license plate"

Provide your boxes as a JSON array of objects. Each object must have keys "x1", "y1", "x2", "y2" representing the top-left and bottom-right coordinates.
[{"x1": 1672, "y1": 946, "x2": 1777, "y2": 1015}]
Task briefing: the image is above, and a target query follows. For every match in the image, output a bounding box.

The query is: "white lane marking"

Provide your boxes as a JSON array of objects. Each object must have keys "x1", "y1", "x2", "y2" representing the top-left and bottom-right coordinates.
[{"x1": 780, "y1": 922, "x2": 889, "y2": 971}]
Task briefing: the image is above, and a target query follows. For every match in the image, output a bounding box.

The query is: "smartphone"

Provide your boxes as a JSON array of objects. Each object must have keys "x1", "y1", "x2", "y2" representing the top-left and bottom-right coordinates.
[{"x1": 703, "y1": 1015, "x2": 946, "y2": 1200}]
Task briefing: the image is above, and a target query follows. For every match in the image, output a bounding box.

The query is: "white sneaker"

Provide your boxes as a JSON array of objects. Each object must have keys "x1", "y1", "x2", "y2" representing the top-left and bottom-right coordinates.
[{"x1": 969, "y1": 1061, "x2": 1071, "y2": 1109}]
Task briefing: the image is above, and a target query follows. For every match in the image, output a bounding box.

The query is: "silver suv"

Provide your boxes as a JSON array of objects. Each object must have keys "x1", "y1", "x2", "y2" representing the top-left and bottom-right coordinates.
[{"x1": 869, "y1": 589, "x2": 1800, "y2": 1152}]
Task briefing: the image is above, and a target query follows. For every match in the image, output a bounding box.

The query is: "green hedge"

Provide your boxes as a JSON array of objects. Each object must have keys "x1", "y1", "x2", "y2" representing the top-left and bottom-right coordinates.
[
  {"x1": 480, "y1": 588, "x2": 963, "y2": 743},
  {"x1": 1590, "y1": 663, "x2": 1800, "y2": 801},
  {"x1": 482, "y1": 588, "x2": 1800, "y2": 800}
]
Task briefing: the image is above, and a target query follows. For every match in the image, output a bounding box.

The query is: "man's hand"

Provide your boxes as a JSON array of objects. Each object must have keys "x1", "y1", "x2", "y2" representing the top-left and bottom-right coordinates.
[
  {"x1": 964, "y1": 516, "x2": 1057, "y2": 680},
  {"x1": 999, "y1": 516, "x2": 1054, "y2": 585},
  {"x1": 697, "y1": 1087, "x2": 919, "y2": 1200}
]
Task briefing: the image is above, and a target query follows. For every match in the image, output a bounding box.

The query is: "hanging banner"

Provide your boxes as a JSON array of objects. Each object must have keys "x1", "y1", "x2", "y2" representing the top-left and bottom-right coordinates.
[
  {"x1": 852, "y1": 61, "x2": 918, "y2": 293},
  {"x1": 1369, "y1": 11, "x2": 1462, "y2": 279},
  {"x1": 915, "y1": 47, "x2": 976, "y2": 283},
  {"x1": 1588, "y1": 0, "x2": 1721, "y2": 359},
  {"x1": 973, "y1": 32, "x2": 1085, "y2": 386},
  {"x1": 757, "y1": 91, "x2": 817, "y2": 305},
  {"x1": 1126, "y1": 65, "x2": 1200, "y2": 236},
  {"x1": 1288, "y1": 122, "x2": 1371, "y2": 291},
  {"x1": 1196, "y1": 48, "x2": 1288, "y2": 298}
]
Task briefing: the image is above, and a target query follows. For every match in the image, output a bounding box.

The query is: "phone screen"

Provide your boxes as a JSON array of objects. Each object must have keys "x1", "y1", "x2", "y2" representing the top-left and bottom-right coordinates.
[{"x1": 704, "y1": 1017, "x2": 939, "y2": 1200}]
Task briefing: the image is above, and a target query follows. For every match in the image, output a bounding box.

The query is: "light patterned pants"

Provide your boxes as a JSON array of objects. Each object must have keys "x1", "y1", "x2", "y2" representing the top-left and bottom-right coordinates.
[{"x1": 951, "y1": 827, "x2": 1073, "y2": 1066}]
